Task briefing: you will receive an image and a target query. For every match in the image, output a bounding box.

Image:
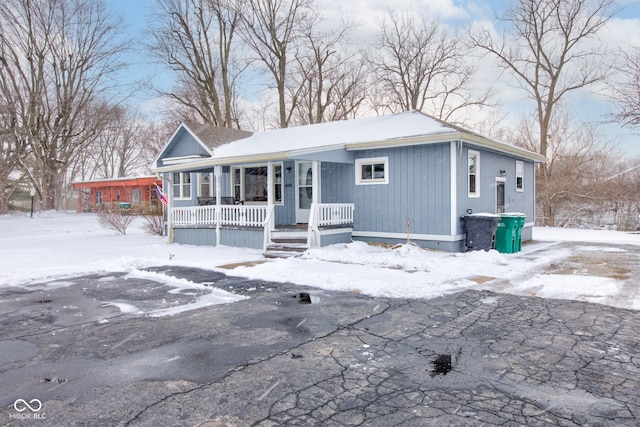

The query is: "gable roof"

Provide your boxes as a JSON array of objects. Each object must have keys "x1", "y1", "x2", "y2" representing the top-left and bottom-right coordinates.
[
  {"x1": 182, "y1": 122, "x2": 253, "y2": 150},
  {"x1": 152, "y1": 111, "x2": 545, "y2": 172},
  {"x1": 152, "y1": 122, "x2": 253, "y2": 168}
]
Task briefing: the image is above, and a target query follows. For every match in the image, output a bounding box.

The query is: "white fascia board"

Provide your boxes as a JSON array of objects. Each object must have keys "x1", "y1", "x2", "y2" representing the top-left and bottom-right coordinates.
[
  {"x1": 151, "y1": 151, "x2": 290, "y2": 173},
  {"x1": 150, "y1": 122, "x2": 216, "y2": 171},
  {"x1": 345, "y1": 132, "x2": 546, "y2": 163},
  {"x1": 162, "y1": 154, "x2": 210, "y2": 165},
  {"x1": 289, "y1": 144, "x2": 347, "y2": 157}
]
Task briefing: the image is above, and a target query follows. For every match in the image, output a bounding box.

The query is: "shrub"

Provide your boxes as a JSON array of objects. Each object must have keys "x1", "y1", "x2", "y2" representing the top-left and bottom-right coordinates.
[
  {"x1": 97, "y1": 207, "x2": 138, "y2": 235},
  {"x1": 141, "y1": 214, "x2": 164, "y2": 236}
]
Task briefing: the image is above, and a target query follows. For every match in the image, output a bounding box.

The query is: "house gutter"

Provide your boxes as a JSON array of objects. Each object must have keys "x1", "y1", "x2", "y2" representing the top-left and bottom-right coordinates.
[
  {"x1": 151, "y1": 151, "x2": 291, "y2": 173},
  {"x1": 345, "y1": 132, "x2": 546, "y2": 163}
]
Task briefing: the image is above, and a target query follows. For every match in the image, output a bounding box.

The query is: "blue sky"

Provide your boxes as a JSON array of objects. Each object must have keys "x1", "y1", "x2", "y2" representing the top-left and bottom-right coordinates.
[{"x1": 109, "y1": 0, "x2": 640, "y2": 156}]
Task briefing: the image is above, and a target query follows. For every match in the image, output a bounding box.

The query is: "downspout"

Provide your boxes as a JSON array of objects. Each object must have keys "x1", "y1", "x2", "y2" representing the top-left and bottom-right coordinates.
[{"x1": 156, "y1": 172, "x2": 174, "y2": 243}]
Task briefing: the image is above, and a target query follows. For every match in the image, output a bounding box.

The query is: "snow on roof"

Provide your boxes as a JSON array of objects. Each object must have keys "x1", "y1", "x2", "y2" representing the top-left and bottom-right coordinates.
[{"x1": 212, "y1": 111, "x2": 456, "y2": 159}]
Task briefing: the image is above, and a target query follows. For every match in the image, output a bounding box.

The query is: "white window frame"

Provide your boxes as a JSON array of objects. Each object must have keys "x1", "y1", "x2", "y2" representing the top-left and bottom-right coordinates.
[
  {"x1": 231, "y1": 163, "x2": 284, "y2": 205},
  {"x1": 356, "y1": 157, "x2": 389, "y2": 185},
  {"x1": 515, "y1": 161, "x2": 524, "y2": 192},
  {"x1": 468, "y1": 150, "x2": 480, "y2": 198},
  {"x1": 173, "y1": 172, "x2": 191, "y2": 200},
  {"x1": 198, "y1": 172, "x2": 213, "y2": 197}
]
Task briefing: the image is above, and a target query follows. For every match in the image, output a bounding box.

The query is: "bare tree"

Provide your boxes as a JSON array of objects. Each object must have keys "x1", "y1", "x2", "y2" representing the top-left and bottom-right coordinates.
[
  {"x1": 150, "y1": 0, "x2": 244, "y2": 128},
  {"x1": 239, "y1": 0, "x2": 316, "y2": 128},
  {"x1": 610, "y1": 46, "x2": 640, "y2": 130},
  {"x1": 368, "y1": 11, "x2": 492, "y2": 122},
  {"x1": 470, "y1": 0, "x2": 616, "y2": 225},
  {"x1": 510, "y1": 109, "x2": 616, "y2": 227},
  {"x1": 89, "y1": 106, "x2": 154, "y2": 179},
  {"x1": 0, "y1": 99, "x2": 29, "y2": 213},
  {"x1": 290, "y1": 23, "x2": 368, "y2": 125},
  {"x1": 0, "y1": 0, "x2": 126, "y2": 210}
]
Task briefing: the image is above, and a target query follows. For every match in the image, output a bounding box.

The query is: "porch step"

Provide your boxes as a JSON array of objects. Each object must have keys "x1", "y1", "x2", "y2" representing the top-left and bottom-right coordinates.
[
  {"x1": 264, "y1": 229, "x2": 309, "y2": 258},
  {"x1": 271, "y1": 230, "x2": 308, "y2": 240}
]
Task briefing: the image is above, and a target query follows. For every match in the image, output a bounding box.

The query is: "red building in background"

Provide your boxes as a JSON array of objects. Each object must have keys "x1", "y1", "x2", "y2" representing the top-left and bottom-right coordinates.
[{"x1": 72, "y1": 176, "x2": 162, "y2": 213}]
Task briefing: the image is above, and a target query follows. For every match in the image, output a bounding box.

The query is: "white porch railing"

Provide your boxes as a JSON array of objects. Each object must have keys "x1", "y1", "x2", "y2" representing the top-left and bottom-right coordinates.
[
  {"x1": 172, "y1": 205, "x2": 268, "y2": 227},
  {"x1": 219, "y1": 205, "x2": 268, "y2": 227},
  {"x1": 172, "y1": 206, "x2": 216, "y2": 226},
  {"x1": 315, "y1": 203, "x2": 355, "y2": 227},
  {"x1": 308, "y1": 203, "x2": 355, "y2": 248}
]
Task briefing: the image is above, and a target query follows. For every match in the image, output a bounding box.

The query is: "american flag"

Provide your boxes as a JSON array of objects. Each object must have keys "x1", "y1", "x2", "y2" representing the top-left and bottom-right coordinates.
[{"x1": 155, "y1": 183, "x2": 168, "y2": 207}]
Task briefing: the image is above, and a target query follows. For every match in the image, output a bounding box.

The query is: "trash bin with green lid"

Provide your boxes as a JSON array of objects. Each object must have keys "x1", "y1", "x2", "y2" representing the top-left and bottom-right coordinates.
[
  {"x1": 463, "y1": 214, "x2": 500, "y2": 251},
  {"x1": 495, "y1": 213, "x2": 520, "y2": 253},
  {"x1": 514, "y1": 214, "x2": 525, "y2": 252}
]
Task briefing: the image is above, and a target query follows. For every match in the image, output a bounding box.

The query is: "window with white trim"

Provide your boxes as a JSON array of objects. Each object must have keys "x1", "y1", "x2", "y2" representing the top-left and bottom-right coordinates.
[
  {"x1": 356, "y1": 157, "x2": 388, "y2": 185},
  {"x1": 468, "y1": 150, "x2": 479, "y2": 197},
  {"x1": 173, "y1": 172, "x2": 191, "y2": 199},
  {"x1": 515, "y1": 161, "x2": 524, "y2": 192},
  {"x1": 273, "y1": 164, "x2": 283, "y2": 204},
  {"x1": 198, "y1": 172, "x2": 213, "y2": 197},
  {"x1": 231, "y1": 163, "x2": 283, "y2": 204}
]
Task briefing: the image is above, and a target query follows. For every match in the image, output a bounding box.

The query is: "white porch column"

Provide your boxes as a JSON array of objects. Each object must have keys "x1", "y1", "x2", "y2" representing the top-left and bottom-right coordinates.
[
  {"x1": 214, "y1": 165, "x2": 222, "y2": 246},
  {"x1": 266, "y1": 161, "x2": 275, "y2": 245},
  {"x1": 312, "y1": 160, "x2": 320, "y2": 205},
  {"x1": 166, "y1": 173, "x2": 174, "y2": 244},
  {"x1": 267, "y1": 161, "x2": 274, "y2": 207}
]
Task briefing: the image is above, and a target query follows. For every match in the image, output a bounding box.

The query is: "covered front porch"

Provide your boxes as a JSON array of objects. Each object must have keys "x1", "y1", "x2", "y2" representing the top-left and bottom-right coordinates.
[
  {"x1": 171, "y1": 202, "x2": 355, "y2": 253},
  {"x1": 166, "y1": 159, "x2": 355, "y2": 254}
]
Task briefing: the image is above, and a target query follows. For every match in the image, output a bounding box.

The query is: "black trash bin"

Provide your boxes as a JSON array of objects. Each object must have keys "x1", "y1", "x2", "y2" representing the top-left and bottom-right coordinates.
[{"x1": 464, "y1": 214, "x2": 500, "y2": 251}]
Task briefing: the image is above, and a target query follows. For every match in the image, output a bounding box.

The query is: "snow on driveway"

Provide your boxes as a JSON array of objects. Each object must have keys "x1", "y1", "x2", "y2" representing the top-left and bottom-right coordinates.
[{"x1": 2, "y1": 211, "x2": 640, "y2": 313}]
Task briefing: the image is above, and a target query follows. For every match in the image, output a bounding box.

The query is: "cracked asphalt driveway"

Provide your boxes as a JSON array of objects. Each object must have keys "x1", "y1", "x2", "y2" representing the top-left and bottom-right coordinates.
[{"x1": 1, "y1": 252, "x2": 640, "y2": 426}]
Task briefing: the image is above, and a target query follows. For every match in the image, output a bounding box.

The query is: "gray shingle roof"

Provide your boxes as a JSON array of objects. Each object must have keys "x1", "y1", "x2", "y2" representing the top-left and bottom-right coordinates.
[{"x1": 182, "y1": 122, "x2": 252, "y2": 150}]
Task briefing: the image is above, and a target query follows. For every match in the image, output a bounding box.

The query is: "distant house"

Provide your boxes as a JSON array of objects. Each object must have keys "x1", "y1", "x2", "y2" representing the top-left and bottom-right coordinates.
[
  {"x1": 72, "y1": 176, "x2": 163, "y2": 213},
  {"x1": 151, "y1": 111, "x2": 545, "y2": 254}
]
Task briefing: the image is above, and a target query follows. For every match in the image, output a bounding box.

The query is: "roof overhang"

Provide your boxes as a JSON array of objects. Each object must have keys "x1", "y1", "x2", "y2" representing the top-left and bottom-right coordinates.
[
  {"x1": 346, "y1": 132, "x2": 546, "y2": 163},
  {"x1": 151, "y1": 128, "x2": 545, "y2": 174},
  {"x1": 151, "y1": 151, "x2": 291, "y2": 173}
]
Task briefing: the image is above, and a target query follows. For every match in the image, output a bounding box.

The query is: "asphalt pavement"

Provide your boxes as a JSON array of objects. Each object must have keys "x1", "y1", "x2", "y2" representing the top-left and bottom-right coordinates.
[{"x1": 1, "y1": 244, "x2": 639, "y2": 426}]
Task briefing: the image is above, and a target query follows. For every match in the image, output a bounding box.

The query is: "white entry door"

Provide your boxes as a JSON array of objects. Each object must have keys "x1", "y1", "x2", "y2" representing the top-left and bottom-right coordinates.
[{"x1": 295, "y1": 161, "x2": 313, "y2": 223}]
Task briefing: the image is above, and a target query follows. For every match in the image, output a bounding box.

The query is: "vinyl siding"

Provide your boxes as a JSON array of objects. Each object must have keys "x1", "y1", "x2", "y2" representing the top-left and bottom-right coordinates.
[
  {"x1": 352, "y1": 144, "x2": 452, "y2": 236},
  {"x1": 455, "y1": 144, "x2": 536, "y2": 234}
]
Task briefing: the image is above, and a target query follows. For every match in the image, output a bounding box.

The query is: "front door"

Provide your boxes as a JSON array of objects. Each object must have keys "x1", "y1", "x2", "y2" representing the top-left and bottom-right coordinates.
[{"x1": 295, "y1": 161, "x2": 313, "y2": 223}]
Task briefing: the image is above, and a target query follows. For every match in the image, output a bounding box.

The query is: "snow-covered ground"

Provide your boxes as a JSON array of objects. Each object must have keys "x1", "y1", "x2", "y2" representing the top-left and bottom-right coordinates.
[{"x1": 2, "y1": 211, "x2": 640, "y2": 314}]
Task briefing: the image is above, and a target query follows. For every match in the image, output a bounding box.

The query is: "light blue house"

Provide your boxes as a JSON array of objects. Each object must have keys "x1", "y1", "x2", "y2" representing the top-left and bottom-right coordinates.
[{"x1": 151, "y1": 111, "x2": 545, "y2": 255}]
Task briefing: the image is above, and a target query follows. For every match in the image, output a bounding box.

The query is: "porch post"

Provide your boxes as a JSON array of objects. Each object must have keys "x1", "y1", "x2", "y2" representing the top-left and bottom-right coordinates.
[
  {"x1": 312, "y1": 160, "x2": 320, "y2": 205},
  {"x1": 214, "y1": 165, "x2": 222, "y2": 246},
  {"x1": 266, "y1": 161, "x2": 274, "y2": 246},
  {"x1": 311, "y1": 160, "x2": 321, "y2": 248},
  {"x1": 166, "y1": 173, "x2": 174, "y2": 244},
  {"x1": 267, "y1": 161, "x2": 274, "y2": 208}
]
